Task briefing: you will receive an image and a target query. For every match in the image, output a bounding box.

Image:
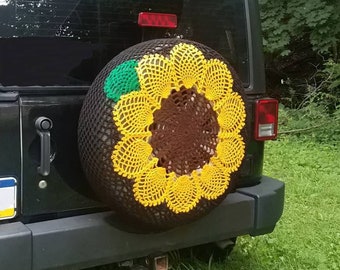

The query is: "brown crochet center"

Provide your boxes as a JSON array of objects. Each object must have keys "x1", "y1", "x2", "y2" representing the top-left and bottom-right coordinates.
[{"x1": 149, "y1": 87, "x2": 219, "y2": 175}]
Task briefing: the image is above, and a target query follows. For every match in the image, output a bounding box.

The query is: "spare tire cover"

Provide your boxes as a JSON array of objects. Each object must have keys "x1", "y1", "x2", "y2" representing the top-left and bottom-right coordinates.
[{"x1": 78, "y1": 39, "x2": 247, "y2": 230}]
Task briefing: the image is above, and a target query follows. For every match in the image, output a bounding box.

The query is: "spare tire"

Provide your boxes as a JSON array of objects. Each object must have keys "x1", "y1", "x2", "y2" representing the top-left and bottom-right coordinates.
[{"x1": 78, "y1": 39, "x2": 247, "y2": 230}]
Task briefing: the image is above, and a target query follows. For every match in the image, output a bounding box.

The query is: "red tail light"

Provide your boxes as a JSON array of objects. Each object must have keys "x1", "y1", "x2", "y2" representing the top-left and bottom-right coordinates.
[
  {"x1": 138, "y1": 12, "x2": 177, "y2": 29},
  {"x1": 254, "y1": 99, "x2": 279, "y2": 141}
]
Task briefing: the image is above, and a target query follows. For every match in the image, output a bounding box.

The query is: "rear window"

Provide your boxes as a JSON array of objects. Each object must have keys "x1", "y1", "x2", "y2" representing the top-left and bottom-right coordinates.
[{"x1": 0, "y1": 0, "x2": 249, "y2": 87}]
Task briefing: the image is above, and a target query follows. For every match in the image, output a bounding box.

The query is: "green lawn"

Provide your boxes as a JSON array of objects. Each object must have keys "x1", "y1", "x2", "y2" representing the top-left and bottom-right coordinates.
[{"x1": 214, "y1": 138, "x2": 340, "y2": 270}]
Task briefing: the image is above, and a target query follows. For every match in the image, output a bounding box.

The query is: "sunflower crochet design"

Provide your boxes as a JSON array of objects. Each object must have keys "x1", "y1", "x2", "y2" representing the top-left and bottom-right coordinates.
[{"x1": 104, "y1": 43, "x2": 246, "y2": 214}]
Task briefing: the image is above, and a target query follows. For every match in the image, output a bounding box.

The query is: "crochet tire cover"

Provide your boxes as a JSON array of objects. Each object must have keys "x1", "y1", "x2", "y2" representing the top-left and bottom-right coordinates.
[{"x1": 78, "y1": 39, "x2": 247, "y2": 230}]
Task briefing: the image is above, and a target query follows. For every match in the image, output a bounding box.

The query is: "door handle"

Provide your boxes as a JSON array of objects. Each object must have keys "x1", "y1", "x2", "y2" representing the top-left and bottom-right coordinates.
[{"x1": 35, "y1": 117, "x2": 53, "y2": 176}]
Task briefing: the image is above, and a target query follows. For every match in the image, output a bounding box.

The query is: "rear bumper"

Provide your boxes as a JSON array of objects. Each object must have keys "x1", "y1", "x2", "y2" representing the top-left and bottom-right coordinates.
[{"x1": 0, "y1": 176, "x2": 284, "y2": 270}]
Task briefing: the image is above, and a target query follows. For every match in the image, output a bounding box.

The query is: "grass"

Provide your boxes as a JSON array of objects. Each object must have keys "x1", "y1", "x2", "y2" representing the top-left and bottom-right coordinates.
[{"x1": 202, "y1": 137, "x2": 340, "y2": 270}]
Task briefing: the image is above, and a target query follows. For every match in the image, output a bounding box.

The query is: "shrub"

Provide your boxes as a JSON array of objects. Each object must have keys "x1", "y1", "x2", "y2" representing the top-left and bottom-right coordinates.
[{"x1": 278, "y1": 103, "x2": 340, "y2": 144}]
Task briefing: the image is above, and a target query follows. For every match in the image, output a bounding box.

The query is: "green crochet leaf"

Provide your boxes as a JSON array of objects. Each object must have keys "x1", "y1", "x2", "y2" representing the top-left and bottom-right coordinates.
[{"x1": 103, "y1": 60, "x2": 140, "y2": 102}]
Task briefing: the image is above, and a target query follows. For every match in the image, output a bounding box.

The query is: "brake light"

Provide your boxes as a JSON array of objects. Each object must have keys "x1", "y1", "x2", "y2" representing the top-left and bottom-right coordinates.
[
  {"x1": 254, "y1": 99, "x2": 279, "y2": 141},
  {"x1": 138, "y1": 12, "x2": 177, "y2": 29}
]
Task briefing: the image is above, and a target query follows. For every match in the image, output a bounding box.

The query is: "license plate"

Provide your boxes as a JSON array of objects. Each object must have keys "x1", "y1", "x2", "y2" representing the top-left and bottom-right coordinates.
[{"x1": 0, "y1": 177, "x2": 17, "y2": 220}]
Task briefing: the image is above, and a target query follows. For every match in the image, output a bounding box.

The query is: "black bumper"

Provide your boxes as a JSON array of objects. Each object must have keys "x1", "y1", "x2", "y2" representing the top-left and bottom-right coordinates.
[{"x1": 0, "y1": 176, "x2": 284, "y2": 270}]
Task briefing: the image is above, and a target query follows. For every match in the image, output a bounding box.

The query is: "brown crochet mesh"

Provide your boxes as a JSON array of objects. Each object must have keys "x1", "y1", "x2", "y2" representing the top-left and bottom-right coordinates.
[{"x1": 150, "y1": 87, "x2": 219, "y2": 175}]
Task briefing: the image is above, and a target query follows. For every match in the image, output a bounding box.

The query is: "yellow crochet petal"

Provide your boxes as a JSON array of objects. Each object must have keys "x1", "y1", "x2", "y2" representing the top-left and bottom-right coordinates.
[
  {"x1": 195, "y1": 161, "x2": 230, "y2": 200},
  {"x1": 170, "y1": 43, "x2": 206, "y2": 89},
  {"x1": 214, "y1": 134, "x2": 245, "y2": 173},
  {"x1": 133, "y1": 159, "x2": 168, "y2": 207},
  {"x1": 166, "y1": 175, "x2": 201, "y2": 213},
  {"x1": 112, "y1": 136, "x2": 153, "y2": 178},
  {"x1": 113, "y1": 91, "x2": 154, "y2": 136},
  {"x1": 218, "y1": 92, "x2": 246, "y2": 135},
  {"x1": 137, "y1": 54, "x2": 173, "y2": 104},
  {"x1": 200, "y1": 59, "x2": 233, "y2": 110}
]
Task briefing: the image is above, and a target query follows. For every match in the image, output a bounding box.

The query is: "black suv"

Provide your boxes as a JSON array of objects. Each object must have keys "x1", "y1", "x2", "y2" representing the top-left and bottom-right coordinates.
[{"x1": 0, "y1": 0, "x2": 284, "y2": 269}]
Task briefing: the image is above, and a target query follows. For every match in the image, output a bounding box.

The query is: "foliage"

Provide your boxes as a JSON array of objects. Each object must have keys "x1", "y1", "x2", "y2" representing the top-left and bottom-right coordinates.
[
  {"x1": 259, "y1": 0, "x2": 340, "y2": 57},
  {"x1": 277, "y1": 56, "x2": 340, "y2": 143},
  {"x1": 279, "y1": 60, "x2": 340, "y2": 110},
  {"x1": 278, "y1": 104, "x2": 340, "y2": 144},
  {"x1": 259, "y1": 0, "x2": 340, "y2": 110},
  {"x1": 322, "y1": 60, "x2": 340, "y2": 108}
]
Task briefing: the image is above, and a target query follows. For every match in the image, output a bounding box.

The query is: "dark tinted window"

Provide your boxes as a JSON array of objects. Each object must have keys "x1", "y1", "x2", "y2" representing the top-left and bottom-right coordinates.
[{"x1": 0, "y1": 0, "x2": 248, "y2": 86}]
